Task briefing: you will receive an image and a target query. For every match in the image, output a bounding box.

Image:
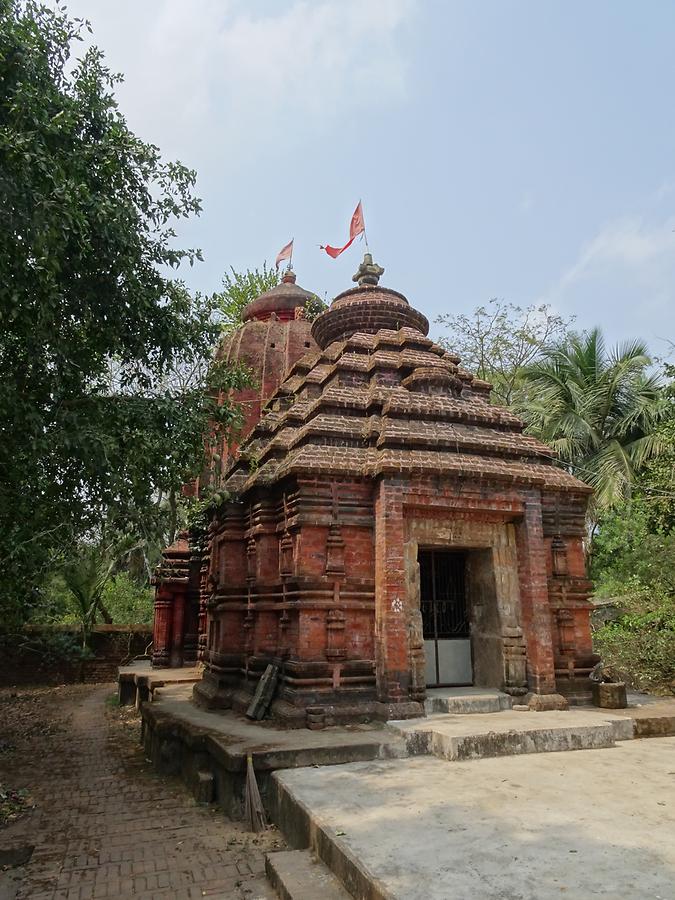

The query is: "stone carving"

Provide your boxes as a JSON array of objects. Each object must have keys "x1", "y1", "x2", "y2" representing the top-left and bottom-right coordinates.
[
  {"x1": 325, "y1": 523, "x2": 345, "y2": 577},
  {"x1": 326, "y1": 608, "x2": 346, "y2": 660},
  {"x1": 551, "y1": 535, "x2": 569, "y2": 576},
  {"x1": 352, "y1": 252, "x2": 384, "y2": 287},
  {"x1": 408, "y1": 607, "x2": 426, "y2": 702}
]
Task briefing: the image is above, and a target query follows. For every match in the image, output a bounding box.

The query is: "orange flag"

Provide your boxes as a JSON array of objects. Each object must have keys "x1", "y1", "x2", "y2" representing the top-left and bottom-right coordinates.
[
  {"x1": 275, "y1": 238, "x2": 293, "y2": 269},
  {"x1": 321, "y1": 202, "x2": 365, "y2": 258}
]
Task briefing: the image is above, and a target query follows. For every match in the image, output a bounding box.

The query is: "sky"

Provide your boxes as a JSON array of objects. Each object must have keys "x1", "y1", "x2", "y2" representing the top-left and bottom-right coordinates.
[{"x1": 63, "y1": 0, "x2": 675, "y2": 353}]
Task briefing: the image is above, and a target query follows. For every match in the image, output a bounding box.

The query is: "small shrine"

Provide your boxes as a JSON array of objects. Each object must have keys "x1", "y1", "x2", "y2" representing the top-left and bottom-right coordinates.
[{"x1": 173, "y1": 255, "x2": 598, "y2": 727}]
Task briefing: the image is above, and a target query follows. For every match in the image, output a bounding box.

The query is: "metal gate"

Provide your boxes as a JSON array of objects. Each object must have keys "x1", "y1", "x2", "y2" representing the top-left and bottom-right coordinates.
[{"x1": 419, "y1": 550, "x2": 472, "y2": 686}]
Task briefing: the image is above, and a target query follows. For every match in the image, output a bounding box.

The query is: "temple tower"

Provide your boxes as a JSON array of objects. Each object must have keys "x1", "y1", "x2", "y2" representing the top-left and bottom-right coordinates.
[
  {"x1": 151, "y1": 271, "x2": 320, "y2": 668},
  {"x1": 195, "y1": 256, "x2": 596, "y2": 725}
]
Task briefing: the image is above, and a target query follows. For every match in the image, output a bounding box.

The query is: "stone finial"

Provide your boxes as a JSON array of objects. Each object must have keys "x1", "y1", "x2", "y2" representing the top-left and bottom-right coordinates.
[
  {"x1": 282, "y1": 269, "x2": 297, "y2": 284},
  {"x1": 352, "y1": 253, "x2": 384, "y2": 287}
]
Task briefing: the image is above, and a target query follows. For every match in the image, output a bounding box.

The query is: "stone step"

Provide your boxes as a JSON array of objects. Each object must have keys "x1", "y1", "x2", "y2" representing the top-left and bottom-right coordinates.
[
  {"x1": 265, "y1": 849, "x2": 353, "y2": 900},
  {"x1": 424, "y1": 688, "x2": 513, "y2": 716},
  {"x1": 389, "y1": 710, "x2": 635, "y2": 761},
  {"x1": 419, "y1": 722, "x2": 619, "y2": 760}
]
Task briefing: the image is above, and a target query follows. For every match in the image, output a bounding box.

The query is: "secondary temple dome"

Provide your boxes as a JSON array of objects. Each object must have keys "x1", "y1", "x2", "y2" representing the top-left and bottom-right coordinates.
[
  {"x1": 241, "y1": 269, "x2": 315, "y2": 323},
  {"x1": 153, "y1": 268, "x2": 320, "y2": 666}
]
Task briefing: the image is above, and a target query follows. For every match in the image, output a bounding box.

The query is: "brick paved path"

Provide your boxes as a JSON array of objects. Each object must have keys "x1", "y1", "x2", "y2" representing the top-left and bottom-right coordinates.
[{"x1": 0, "y1": 685, "x2": 278, "y2": 900}]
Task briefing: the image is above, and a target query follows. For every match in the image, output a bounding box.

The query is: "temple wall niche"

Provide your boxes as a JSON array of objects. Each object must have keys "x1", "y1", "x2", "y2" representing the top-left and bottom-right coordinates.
[
  {"x1": 340, "y1": 524, "x2": 374, "y2": 577},
  {"x1": 294, "y1": 527, "x2": 330, "y2": 577}
]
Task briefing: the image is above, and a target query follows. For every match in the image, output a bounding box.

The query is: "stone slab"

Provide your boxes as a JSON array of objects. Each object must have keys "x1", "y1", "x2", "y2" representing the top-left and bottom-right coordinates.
[
  {"x1": 265, "y1": 850, "x2": 352, "y2": 900},
  {"x1": 117, "y1": 660, "x2": 200, "y2": 705},
  {"x1": 272, "y1": 737, "x2": 675, "y2": 900},
  {"x1": 388, "y1": 707, "x2": 637, "y2": 760},
  {"x1": 424, "y1": 686, "x2": 513, "y2": 715}
]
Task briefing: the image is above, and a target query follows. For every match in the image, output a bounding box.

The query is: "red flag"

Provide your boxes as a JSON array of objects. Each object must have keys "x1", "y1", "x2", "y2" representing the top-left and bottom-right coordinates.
[
  {"x1": 275, "y1": 238, "x2": 293, "y2": 269},
  {"x1": 321, "y1": 202, "x2": 365, "y2": 258}
]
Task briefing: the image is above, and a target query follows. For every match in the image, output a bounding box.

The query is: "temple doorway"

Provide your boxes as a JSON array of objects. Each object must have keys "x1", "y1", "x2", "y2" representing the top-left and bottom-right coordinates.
[{"x1": 419, "y1": 549, "x2": 472, "y2": 687}]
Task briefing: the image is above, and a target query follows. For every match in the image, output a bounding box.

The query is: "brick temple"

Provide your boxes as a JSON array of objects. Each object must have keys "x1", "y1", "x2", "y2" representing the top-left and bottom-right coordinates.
[
  {"x1": 153, "y1": 255, "x2": 598, "y2": 725},
  {"x1": 151, "y1": 271, "x2": 318, "y2": 668}
]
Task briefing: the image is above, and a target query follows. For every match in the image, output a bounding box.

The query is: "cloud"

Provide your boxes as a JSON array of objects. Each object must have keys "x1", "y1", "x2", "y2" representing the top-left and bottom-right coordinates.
[
  {"x1": 518, "y1": 191, "x2": 534, "y2": 214},
  {"x1": 560, "y1": 217, "x2": 674, "y2": 284},
  {"x1": 70, "y1": 0, "x2": 416, "y2": 164},
  {"x1": 544, "y1": 216, "x2": 675, "y2": 346}
]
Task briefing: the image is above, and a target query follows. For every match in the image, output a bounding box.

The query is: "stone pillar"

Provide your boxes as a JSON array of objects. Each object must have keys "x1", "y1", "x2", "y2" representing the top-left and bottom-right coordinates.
[
  {"x1": 170, "y1": 593, "x2": 186, "y2": 668},
  {"x1": 515, "y1": 493, "x2": 558, "y2": 694},
  {"x1": 374, "y1": 480, "x2": 423, "y2": 718},
  {"x1": 150, "y1": 532, "x2": 191, "y2": 668},
  {"x1": 152, "y1": 593, "x2": 172, "y2": 667}
]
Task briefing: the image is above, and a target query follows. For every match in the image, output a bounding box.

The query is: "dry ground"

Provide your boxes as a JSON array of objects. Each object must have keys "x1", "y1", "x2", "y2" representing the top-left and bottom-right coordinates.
[{"x1": 0, "y1": 683, "x2": 281, "y2": 900}]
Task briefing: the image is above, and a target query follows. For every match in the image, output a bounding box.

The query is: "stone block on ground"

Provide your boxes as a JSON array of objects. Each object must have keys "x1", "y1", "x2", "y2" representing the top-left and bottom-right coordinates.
[
  {"x1": 592, "y1": 681, "x2": 628, "y2": 709},
  {"x1": 526, "y1": 692, "x2": 569, "y2": 711}
]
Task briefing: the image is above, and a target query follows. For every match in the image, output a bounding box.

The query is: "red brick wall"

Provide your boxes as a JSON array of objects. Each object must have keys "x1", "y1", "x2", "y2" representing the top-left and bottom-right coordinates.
[{"x1": 0, "y1": 625, "x2": 152, "y2": 686}]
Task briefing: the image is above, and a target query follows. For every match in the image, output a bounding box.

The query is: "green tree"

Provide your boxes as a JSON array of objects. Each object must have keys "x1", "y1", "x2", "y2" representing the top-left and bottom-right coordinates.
[
  {"x1": 0, "y1": 1, "x2": 248, "y2": 625},
  {"x1": 214, "y1": 264, "x2": 328, "y2": 333},
  {"x1": 634, "y1": 365, "x2": 675, "y2": 533},
  {"x1": 520, "y1": 329, "x2": 665, "y2": 524},
  {"x1": 590, "y1": 501, "x2": 675, "y2": 693},
  {"x1": 60, "y1": 542, "x2": 118, "y2": 648},
  {"x1": 215, "y1": 264, "x2": 280, "y2": 333},
  {"x1": 436, "y1": 299, "x2": 573, "y2": 406}
]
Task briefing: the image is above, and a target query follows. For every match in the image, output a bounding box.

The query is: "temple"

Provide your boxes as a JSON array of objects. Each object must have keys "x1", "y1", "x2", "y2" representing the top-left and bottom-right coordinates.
[
  {"x1": 151, "y1": 270, "x2": 319, "y2": 668},
  {"x1": 152, "y1": 256, "x2": 598, "y2": 726}
]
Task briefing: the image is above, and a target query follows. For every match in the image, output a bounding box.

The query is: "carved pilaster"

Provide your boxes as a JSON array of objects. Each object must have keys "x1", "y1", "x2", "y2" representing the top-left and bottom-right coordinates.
[
  {"x1": 326, "y1": 608, "x2": 346, "y2": 660},
  {"x1": 408, "y1": 607, "x2": 426, "y2": 702},
  {"x1": 551, "y1": 535, "x2": 569, "y2": 576},
  {"x1": 246, "y1": 536, "x2": 257, "y2": 584},
  {"x1": 325, "y1": 523, "x2": 345, "y2": 577},
  {"x1": 279, "y1": 531, "x2": 294, "y2": 577},
  {"x1": 501, "y1": 625, "x2": 528, "y2": 696}
]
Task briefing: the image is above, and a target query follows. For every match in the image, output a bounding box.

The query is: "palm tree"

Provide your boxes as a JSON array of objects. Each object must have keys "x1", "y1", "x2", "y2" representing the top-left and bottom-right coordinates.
[
  {"x1": 61, "y1": 532, "x2": 144, "y2": 648},
  {"x1": 519, "y1": 328, "x2": 665, "y2": 528}
]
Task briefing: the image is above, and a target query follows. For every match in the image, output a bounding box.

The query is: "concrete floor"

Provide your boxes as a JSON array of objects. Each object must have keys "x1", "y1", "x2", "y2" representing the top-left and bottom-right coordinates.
[{"x1": 275, "y1": 737, "x2": 675, "y2": 900}]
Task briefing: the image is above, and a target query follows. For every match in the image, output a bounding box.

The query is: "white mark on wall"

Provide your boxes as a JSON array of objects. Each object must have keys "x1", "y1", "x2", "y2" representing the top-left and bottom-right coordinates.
[{"x1": 391, "y1": 596, "x2": 404, "y2": 613}]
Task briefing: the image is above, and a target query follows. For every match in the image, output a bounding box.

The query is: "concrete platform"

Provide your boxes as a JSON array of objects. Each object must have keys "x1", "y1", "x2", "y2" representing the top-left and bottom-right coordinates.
[
  {"x1": 117, "y1": 659, "x2": 200, "y2": 706},
  {"x1": 141, "y1": 684, "x2": 407, "y2": 817},
  {"x1": 139, "y1": 682, "x2": 675, "y2": 825},
  {"x1": 147, "y1": 684, "x2": 407, "y2": 766},
  {"x1": 389, "y1": 691, "x2": 675, "y2": 761},
  {"x1": 271, "y1": 737, "x2": 675, "y2": 899}
]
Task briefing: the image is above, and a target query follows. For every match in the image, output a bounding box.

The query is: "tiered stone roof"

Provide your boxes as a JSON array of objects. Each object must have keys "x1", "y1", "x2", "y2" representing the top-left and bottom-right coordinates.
[{"x1": 221, "y1": 257, "x2": 590, "y2": 498}]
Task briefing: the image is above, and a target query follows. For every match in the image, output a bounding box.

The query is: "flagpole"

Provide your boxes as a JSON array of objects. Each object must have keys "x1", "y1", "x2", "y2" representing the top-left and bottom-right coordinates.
[
  {"x1": 360, "y1": 199, "x2": 371, "y2": 253},
  {"x1": 288, "y1": 237, "x2": 293, "y2": 272}
]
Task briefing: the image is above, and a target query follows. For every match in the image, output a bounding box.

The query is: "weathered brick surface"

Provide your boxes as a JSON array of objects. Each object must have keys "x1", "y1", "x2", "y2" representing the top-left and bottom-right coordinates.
[
  {"x1": 0, "y1": 627, "x2": 152, "y2": 687},
  {"x1": 0, "y1": 685, "x2": 278, "y2": 899},
  {"x1": 154, "y1": 273, "x2": 319, "y2": 669},
  {"x1": 189, "y1": 273, "x2": 597, "y2": 719}
]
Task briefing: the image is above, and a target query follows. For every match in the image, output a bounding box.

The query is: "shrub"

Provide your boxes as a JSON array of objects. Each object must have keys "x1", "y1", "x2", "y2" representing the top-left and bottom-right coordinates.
[
  {"x1": 102, "y1": 573, "x2": 154, "y2": 625},
  {"x1": 591, "y1": 503, "x2": 675, "y2": 693},
  {"x1": 593, "y1": 585, "x2": 675, "y2": 693}
]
